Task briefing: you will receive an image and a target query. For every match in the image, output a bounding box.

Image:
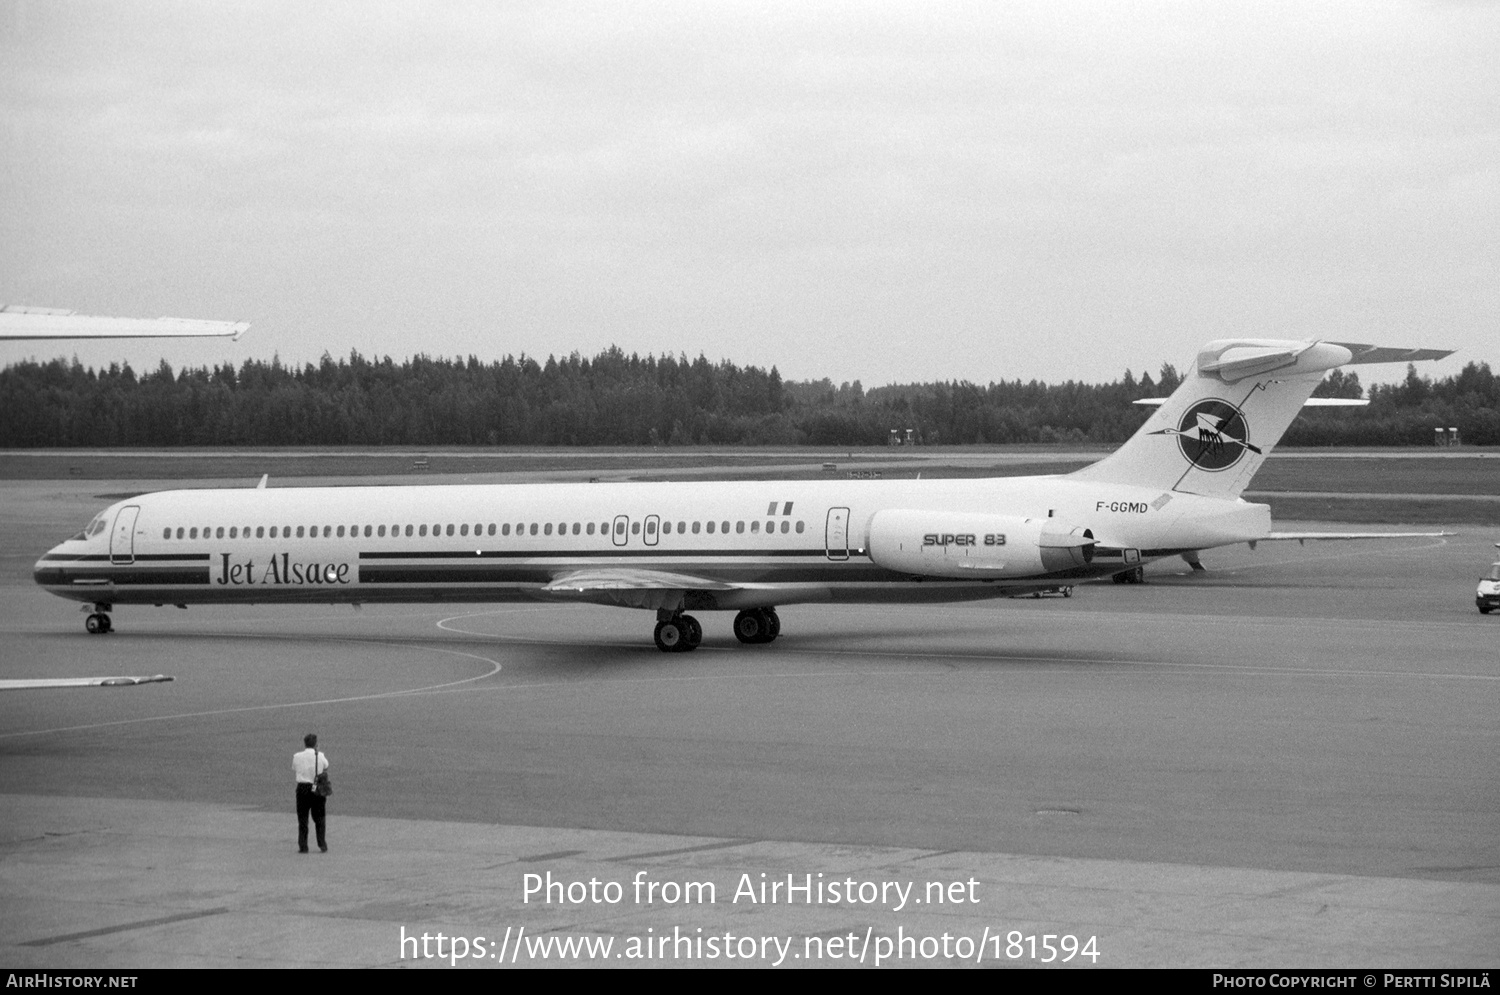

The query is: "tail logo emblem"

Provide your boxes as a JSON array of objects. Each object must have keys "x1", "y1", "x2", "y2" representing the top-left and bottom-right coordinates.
[{"x1": 1154, "y1": 399, "x2": 1261, "y2": 471}]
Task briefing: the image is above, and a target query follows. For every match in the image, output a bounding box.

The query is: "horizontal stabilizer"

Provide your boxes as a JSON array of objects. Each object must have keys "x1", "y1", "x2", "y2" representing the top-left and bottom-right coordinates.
[
  {"x1": 1328, "y1": 343, "x2": 1455, "y2": 365},
  {"x1": 1132, "y1": 397, "x2": 1368, "y2": 408}
]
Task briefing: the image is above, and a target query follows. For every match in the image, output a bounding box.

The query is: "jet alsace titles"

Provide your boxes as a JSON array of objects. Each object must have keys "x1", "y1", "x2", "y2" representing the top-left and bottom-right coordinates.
[{"x1": 34, "y1": 338, "x2": 1451, "y2": 653}]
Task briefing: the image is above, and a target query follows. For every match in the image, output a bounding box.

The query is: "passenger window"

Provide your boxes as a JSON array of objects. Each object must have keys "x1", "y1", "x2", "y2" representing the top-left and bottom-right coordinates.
[
  {"x1": 646, "y1": 520, "x2": 656, "y2": 535},
  {"x1": 722, "y1": 521, "x2": 730, "y2": 533},
  {"x1": 692, "y1": 522, "x2": 700, "y2": 534},
  {"x1": 420, "y1": 525, "x2": 428, "y2": 537},
  {"x1": 487, "y1": 524, "x2": 495, "y2": 536},
  {"x1": 750, "y1": 521, "x2": 759, "y2": 534},
  {"x1": 586, "y1": 523, "x2": 595, "y2": 535},
  {"x1": 735, "y1": 521, "x2": 744, "y2": 534},
  {"x1": 796, "y1": 521, "x2": 804, "y2": 533},
  {"x1": 530, "y1": 523, "x2": 538, "y2": 536},
  {"x1": 162, "y1": 528, "x2": 171, "y2": 539},
  {"x1": 780, "y1": 521, "x2": 789, "y2": 533},
  {"x1": 325, "y1": 526, "x2": 333, "y2": 538},
  {"x1": 706, "y1": 521, "x2": 715, "y2": 534},
  {"x1": 403, "y1": 525, "x2": 411, "y2": 537},
  {"x1": 177, "y1": 527, "x2": 185, "y2": 539},
  {"x1": 377, "y1": 525, "x2": 386, "y2": 537},
  {"x1": 444, "y1": 524, "x2": 452, "y2": 537},
  {"x1": 337, "y1": 526, "x2": 345, "y2": 538},
  {"x1": 615, "y1": 521, "x2": 625, "y2": 535},
  {"x1": 231, "y1": 527, "x2": 239, "y2": 539},
  {"x1": 214, "y1": 527, "x2": 223, "y2": 539},
  {"x1": 631, "y1": 522, "x2": 641, "y2": 535},
  {"x1": 544, "y1": 523, "x2": 553, "y2": 536},
  {"x1": 571, "y1": 523, "x2": 580, "y2": 535},
  {"x1": 502, "y1": 524, "x2": 511, "y2": 536},
  {"x1": 461, "y1": 524, "x2": 469, "y2": 537}
]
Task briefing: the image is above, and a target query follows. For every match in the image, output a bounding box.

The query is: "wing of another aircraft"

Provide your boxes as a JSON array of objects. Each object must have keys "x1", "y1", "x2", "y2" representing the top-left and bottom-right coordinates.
[
  {"x1": 0, "y1": 675, "x2": 174, "y2": 690},
  {"x1": 0, "y1": 305, "x2": 248, "y2": 340}
]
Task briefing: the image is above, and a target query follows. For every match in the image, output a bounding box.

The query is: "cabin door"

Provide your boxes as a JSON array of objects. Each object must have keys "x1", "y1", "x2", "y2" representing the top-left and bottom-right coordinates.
[{"x1": 110, "y1": 506, "x2": 140, "y2": 565}]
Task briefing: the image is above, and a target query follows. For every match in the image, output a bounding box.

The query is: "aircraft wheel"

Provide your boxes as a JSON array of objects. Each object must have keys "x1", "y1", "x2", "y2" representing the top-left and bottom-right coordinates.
[
  {"x1": 733, "y1": 610, "x2": 766, "y2": 644},
  {"x1": 682, "y1": 615, "x2": 703, "y2": 647},
  {"x1": 654, "y1": 619, "x2": 687, "y2": 653},
  {"x1": 101, "y1": 613, "x2": 113, "y2": 632},
  {"x1": 85, "y1": 613, "x2": 104, "y2": 635},
  {"x1": 1481, "y1": 606, "x2": 1493, "y2": 615},
  {"x1": 763, "y1": 608, "x2": 780, "y2": 640}
]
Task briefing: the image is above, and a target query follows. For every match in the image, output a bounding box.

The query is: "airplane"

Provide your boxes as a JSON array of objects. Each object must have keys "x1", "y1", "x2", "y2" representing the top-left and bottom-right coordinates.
[
  {"x1": 30, "y1": 337, "x2": 1453, "y2": 653},
  {"x1": 0, "y1": 304, "x2": 249, "y2": 340}
]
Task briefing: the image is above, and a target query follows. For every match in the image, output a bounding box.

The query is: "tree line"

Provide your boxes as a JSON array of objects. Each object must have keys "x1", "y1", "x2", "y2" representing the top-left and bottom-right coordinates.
[{"x1": 1, "y1": 348, "x2": 1495, "y2": 447}]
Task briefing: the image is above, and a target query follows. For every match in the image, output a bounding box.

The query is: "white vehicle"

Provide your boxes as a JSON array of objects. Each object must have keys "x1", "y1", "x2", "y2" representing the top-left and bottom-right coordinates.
[
  {"x1": 1478, "y1": 547, "x2": 1500, "y2": 615},
  {"x1": 33, "y1": 338, "x2": 1452, "y2": 652}
]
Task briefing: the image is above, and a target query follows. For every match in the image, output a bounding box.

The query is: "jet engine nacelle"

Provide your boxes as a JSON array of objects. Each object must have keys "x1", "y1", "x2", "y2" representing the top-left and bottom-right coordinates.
[{"x1": 867, "y1": 510, "x2": 1095, "y2": 579}]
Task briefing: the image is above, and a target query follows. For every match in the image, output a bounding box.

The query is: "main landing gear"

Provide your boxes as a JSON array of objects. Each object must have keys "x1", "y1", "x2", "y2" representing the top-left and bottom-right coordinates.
[
  {"x1": 654, "y1": 612, "x2": 704, "y2": 653},
  {"x1": 651, "y1": 608, "x2": 782, "y2": 652},
  {"x1": 732, "y1": 608, "x2": 780, "y2": 645},
  {"x1": 83, "y1": 604, "x2": 114, "y2": 634}
]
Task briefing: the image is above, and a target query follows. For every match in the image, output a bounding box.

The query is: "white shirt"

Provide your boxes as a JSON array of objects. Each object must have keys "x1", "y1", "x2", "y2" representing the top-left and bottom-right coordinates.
[{"x1": 293, "y1": 748, "x2": 330, "y2": 784}]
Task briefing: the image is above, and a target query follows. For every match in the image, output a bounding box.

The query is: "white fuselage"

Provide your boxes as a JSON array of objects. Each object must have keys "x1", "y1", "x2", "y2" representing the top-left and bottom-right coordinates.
[{"x1": 34, "y1": 474, "x2": 1272, "y2": 610}]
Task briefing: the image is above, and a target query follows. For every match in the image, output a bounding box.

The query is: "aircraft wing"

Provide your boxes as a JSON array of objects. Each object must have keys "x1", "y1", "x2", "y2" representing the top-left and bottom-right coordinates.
[
  {"x1": 0, "y1": 675, "x2": 174, "y2": 690},
  {"x1": 541, "y1": 568, "x2": 741, "y2": 611},
  {"x1": 0, "y1": 306, "x2": 248, "y2": 340},
  {"x1": 1256, "y1": 531, "x2": 1456, "y2": 546}
]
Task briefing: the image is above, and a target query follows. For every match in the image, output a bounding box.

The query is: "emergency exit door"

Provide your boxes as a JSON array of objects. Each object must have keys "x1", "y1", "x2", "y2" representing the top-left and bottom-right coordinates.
[{"x1": 825, "y1": 507, "x2": 849, "y2": 561}]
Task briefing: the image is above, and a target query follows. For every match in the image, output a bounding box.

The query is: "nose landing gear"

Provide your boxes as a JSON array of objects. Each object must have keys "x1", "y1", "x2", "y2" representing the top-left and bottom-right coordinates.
[{"x1": 83, "y1": 604, "x2": 114, "y2": 634}]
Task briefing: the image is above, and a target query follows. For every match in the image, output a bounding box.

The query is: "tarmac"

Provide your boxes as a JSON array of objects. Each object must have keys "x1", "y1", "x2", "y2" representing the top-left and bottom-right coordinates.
[{"x1": 4, "y1": 794, "x2": 1496, "y2": 968}]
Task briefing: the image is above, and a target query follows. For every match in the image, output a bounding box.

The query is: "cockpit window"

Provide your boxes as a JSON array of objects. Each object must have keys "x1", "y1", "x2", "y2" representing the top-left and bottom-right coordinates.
[{"x1": 82, "y1": 514, "x2": 108, "y2": 539}]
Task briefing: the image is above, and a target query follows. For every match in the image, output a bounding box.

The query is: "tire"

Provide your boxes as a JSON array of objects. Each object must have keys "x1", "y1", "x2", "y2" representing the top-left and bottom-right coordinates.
[
  {"x1": 654, "y1": 620, "x2": 685, "y2": 653},
  {"x1": 733, "y1": 610, "x2": 763, "y2": 644},
  {"x1": 764, "y1": 608, "x2": 780, "y2": 639},
  {"x1": 1481, "y1": 606, "x2": 1494, "y2": 615},
  {"x1": 85, "y1": 613, "x2": 103, "y2": 635},
  {"x1": 683, "y1": 615, "x2": 703, "y2": 647}
]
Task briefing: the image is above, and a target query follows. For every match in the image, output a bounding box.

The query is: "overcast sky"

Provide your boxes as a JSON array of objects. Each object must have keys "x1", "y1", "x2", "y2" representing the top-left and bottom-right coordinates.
[{"x1": 2, "y1": 0, "x2": 1496, "y2": 388}]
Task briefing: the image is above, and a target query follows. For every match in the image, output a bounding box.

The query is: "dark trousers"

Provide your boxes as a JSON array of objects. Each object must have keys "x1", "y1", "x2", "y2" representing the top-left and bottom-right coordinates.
[{"x1": 296, "y1": 783, "x2": 326, "y2": 850}]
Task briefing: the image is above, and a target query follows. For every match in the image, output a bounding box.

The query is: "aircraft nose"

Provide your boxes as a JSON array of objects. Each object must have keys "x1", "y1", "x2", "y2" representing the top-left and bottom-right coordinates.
[{"x1": 33, "y1": 545, "x2": 66, "y2": 587}]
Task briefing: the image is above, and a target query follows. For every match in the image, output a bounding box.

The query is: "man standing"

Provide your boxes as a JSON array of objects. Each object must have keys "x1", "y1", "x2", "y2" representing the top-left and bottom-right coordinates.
[{"x1": 293, "y1": 733, "x2": 330, "y2": 853}]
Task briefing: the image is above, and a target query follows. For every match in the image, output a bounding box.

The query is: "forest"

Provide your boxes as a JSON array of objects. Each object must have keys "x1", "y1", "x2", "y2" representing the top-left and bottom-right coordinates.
[{"x1": 1, "y1": 347, "x2": 1495, "y2": 448}]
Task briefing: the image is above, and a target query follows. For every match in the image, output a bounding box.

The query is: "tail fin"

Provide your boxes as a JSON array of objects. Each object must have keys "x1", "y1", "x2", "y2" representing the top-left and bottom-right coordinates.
[{"x1": 1068, "y1": 339, "x2": 1452, "y2": 498}]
